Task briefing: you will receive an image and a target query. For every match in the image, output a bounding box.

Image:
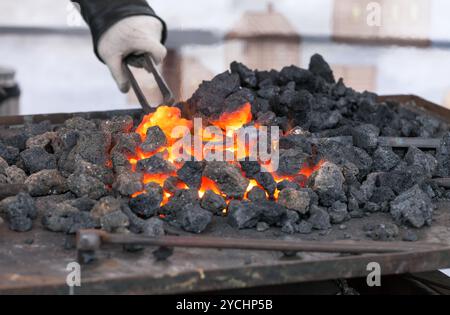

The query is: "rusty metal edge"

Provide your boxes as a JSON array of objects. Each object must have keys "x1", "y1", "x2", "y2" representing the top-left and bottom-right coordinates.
[{"x1": 1, "y1": 247, "x2": 450, "y2": 295}]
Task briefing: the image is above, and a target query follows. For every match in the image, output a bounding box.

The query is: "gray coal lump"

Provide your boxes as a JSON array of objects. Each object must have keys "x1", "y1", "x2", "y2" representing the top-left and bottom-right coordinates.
[
  {"x1": 129, "y1": 183, "x2": 163, "y2": 219},
  {"x1": 100, "y1": 210, "x2": 130, "y2": 233},
  {"x1": 351, "y1": 124, "x2": 380, "y2": 150},
  {"x1": 328, "y1": 201, "x2": 349, "y2": 224},
  {"x1": 140, "y1": 126, "x2": 167, "y2": 154},
  {"x1": 281, "y1": 210, "x2": 300, "y2": 234},
  {"x1": 256, "y1": 200, "x2": 287, "y2": 225},
  {"x1": 163, "y1": 176, "x2": 185, "y2": 194},
  {"x1": 42, "y1": 202, "x2": 98, "y2": 234},
  {"x1": 90, "y1": 196, "x2": 122, "y2": 219},
  {"x1": 67, "y1": 173, "x2": 107, "y2": 200},
  {"x1": 113, "y1": 171, "x2": 143, "y2": 196},
  {"x1": 25, "y1": 132, "x2": 58, "y2": 151},
  {"x1": 161, "y1": 189, "x2": 199, "y2": 217},
  {"x1": 308, "y1": 205, "x2": 331, "y2": 231},
  {"x1": 142, "y1": 217, "x2": 165, "y2": 237},
  {"x1": 200, "y1": 190, "x2": 227, "y2": 215},
  {"x1": 363, "y1": 223, "x2": 399, "y2": 241},
  {"x1": 100, "y1": 115, "x2": 134, "y2": 135},
  {"x1": 66, "y1": 197, "x2": 96, "y2": 212},
  {"x1": 25, "y1": 169, "x2": 68, "y2": 197},
  {"x1": 203, "y1": 161, "x2": 249, "y2": 199},
  {"x1": 136, "y1": 153, "x2": 176, "y2": 174},
  {"x1": 277, "y1": 188, "x2": 310, "y2": 214},
  {"x1": 277, "y1": 149, "x2": 310, "y2": 176},
  {"x1": 177, "y1": 204, "x2": 212, "y2": 234},
  {"x1": 177, "y1": 161, "x2": 204, "y2": 190},
  {"x1": 0, "y1": 156, "x2": 8, "y2": 174},
  {"x1": 4, "y1": 166, "x2": 27, "y2": 185},
  {"x1": 247, "y1": 187, "x2": 267, "y2": 202},
  {"x1": 404, "y1": 146, "x2": 437, "y2": 178},
  {"x1": 372, "y1": 147, "x2": 401, "y2": 172},
  {"x1": 227, "y1": 200, "x2": 261, "y2": 229},
  {"x1": 316, "y1": 140, "x2": 373, "y2": 179},
  {"x1": 0, "y1": 193, "x2": 37, "y2": 232},
  {"x1": 20, "y1": 147, "x2": 57, "y2": 174},
  {"x1": 72, "y1": 131, "x2": 112, "y2": 166},
  {"x1": 64, "y1": 117, "x2": 97, "y2": 131},
  {"x1": 74, "y1": 157, "x2": 114, "y2": 185},
  {"x1": 296, "y1": 220, "x2": 313, "y2": 234},
  {"x1": 390, "y1": 185, "x2": 434, "y2": 228},
  {"x1": 310, "y1": 161, "x2": 346, "y2": 207}
]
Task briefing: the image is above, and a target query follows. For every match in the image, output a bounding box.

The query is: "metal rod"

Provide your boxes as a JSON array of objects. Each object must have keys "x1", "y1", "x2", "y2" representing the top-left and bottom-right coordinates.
[
  {"x1": 100, "y1": 232, "x2": 442, "y2": 254},
  {"x1": 143, "y1": 55, "x2": 175, "y2": 106},
  {"x1": 124, "y1": 54, "x2": 174, "y2": 114}
]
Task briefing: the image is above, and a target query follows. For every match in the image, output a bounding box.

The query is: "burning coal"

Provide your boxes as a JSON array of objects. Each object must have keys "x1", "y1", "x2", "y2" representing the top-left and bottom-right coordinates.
[{"x1": 0, "y1": 54, "x2": 445, "y2": 239}]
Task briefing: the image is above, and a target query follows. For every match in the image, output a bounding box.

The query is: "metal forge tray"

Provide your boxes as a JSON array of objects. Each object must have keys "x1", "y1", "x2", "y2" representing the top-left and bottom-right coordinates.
[{"x1": 1, "y1": 96, "x2": 450, "y2": 294}]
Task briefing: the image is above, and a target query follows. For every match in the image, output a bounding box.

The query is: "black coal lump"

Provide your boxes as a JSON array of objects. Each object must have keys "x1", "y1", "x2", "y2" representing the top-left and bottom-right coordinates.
[
  {"x1": 372, "y1": 146, "x2": 400, "y2": 172},
  {"x1": 224, "y1": 88, "x2": 256, "y2": 112},
  {"x1": 136, "y1": 153, "x2": 176, "y2": 174},
  {"x1": 363, "y1": 223, "x2": 399, "y2": 241},
  {"x1": 140, "y1": 126, "x2": 167, "y2": 154},
  {"x1": 308, "y1": 53, "x2": 335, "y2": 84},
  {"x1": 188, "y1": 71, "x2": 240, "y2": 117},
  {"x1": 0, "y1": 193, "x2": 37, "y2": 232},
  {"x1": 255, "y1": 200, "x2": 287, "y2": 226},
  {"x1": 129, "y1": 183, "x2": 163, "y2": 219},
  {"x1": 230, "y1": 61, "x2": 258, "y2": 88},
  {"x1": 20, "y1": 147, "x2": 57, "y2": 174},
  {"x1": 227, "y1": 200, "x2": 261, "y2": 229},
  {"x1": 247, "y1": 187, "x2": 267, "y2": 202},
  {"x1": 277, "y1": 149, "x2": 310, "y2": 176},
  {"x1": 200, "y1": 190, "x2": 227, "y2": 215},
  {"x1": 177, "y1": 161, "x2": 204, "y2": 190},
  {"x1": 73, "y1": 131, "x2": 111, "y2": 166},
  {"x1": 308, "y1": 205, "x2": 331, "y2": 230},
  {"x1": 390, "y1": 185, "x2": 433, "y2": 228},
  {"x1": 203, "y1": 161, "x2": 249, "y2": 199},
  {"x1": 177, "y1": 204, "x2": 212, "y2": 234},
  {"x1": 161, "y1": 189, "x2": 199, "y2": 217},
  {"x1": 0, "y1": 142, "x2": 19, "y2": 165},
  {"x1": 404, "y1": 146, "x2": 437, "y2": 179}
]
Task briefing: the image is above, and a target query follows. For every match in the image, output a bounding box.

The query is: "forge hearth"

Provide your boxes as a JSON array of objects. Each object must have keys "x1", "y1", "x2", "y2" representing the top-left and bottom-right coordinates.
[{"x1": 1, "y1": 54, "x2": 450, "y2": 246}]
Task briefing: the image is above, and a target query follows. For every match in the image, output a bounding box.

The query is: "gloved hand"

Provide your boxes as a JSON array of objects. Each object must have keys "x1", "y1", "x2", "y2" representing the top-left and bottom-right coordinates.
[{"x1": 98, "y1": 16, "x2": 167, "y2": 93}]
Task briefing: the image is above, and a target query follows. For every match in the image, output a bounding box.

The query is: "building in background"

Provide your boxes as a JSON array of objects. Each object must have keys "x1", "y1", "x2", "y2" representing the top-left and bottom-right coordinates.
[{"x1": 225, "y1": 4, "x2": 301, "y2": 70}]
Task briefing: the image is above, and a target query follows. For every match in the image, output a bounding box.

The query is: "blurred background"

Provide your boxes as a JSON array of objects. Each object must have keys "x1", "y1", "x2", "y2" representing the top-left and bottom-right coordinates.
[{"x1": 1, "y1": 0, "x2": 450, "y2": 116}]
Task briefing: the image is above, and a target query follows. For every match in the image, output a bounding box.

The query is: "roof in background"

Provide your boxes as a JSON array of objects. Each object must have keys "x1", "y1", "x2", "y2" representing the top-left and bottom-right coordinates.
[{"x1": 225, "y1": 5, "x2": 300, "y2": 40}]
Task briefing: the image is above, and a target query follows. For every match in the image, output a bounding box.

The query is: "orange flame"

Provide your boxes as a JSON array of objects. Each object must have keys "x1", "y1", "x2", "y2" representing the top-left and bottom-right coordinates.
[
  {"x1": 198, "y1": 176, "x2": 224, "y2": 198},
  {"x1": 136, "y1": 106, "x2": 192, "y2": 144},
  {"x1": 211, "y1": 103, "x2": 252, "y2": 136}
]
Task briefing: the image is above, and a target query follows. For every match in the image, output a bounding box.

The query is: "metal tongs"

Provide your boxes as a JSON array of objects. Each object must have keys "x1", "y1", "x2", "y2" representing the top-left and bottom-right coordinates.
[{"x1": 124, "y1": 54, "x2": 175, "y2": 113}]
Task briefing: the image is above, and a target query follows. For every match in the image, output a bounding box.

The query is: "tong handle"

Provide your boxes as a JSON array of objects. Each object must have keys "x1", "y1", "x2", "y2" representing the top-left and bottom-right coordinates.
[{"x1": 124, "y1": 54, "x2": 175, "y2": 113}]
